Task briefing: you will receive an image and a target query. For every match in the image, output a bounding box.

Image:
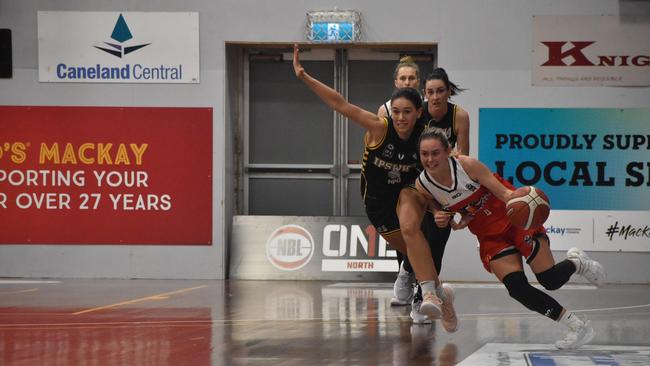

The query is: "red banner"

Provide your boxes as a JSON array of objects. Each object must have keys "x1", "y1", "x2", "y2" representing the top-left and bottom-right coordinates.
[{"x1": 0, "y1": 106, "x2": 212, "y2": 244}]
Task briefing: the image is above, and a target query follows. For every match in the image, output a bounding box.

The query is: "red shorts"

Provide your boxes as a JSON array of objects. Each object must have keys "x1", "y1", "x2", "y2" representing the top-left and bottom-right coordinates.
[{"x1": 477, "y1": 224, "x2": 547, "y2": 272}]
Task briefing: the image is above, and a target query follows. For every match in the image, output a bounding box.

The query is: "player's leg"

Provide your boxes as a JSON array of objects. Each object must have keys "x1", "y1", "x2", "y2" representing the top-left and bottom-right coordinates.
[
  {"x1": 491, "y1": 239, "x2": 594, "y2": 349},
  {"x1": 397, "y1": 188, "x2": 444, "y2": 322},
  {"x1": 383, "y1": 230, "x2": 416, "y2": 306},
  {"x1": 364, "y1": 194, "x2": 416, "y2": 306},
  {"x1": 522, "y1": 230, "x2": 605, "y2": 289},
  {"x1": 566, "y1": 247, "x2": 606, "y2": 286},
  {"x1": 525, "y1": 233, "x2": 576, "y2": 290},
  {"x1": 419, "y1": 211, "x2": 456, "y2": 331}
]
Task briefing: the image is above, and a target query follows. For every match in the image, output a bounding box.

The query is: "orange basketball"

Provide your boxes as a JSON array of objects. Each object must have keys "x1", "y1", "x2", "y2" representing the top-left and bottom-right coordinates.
[{"x1": 506, "y1": 186, "x2": 550, "y2": 229}]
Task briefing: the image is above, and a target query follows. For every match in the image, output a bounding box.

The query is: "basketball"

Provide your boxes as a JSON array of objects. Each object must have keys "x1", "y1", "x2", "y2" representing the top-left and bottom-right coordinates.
[{"x1": 506, "y1": 186, "x2": 551, "y2": 229}]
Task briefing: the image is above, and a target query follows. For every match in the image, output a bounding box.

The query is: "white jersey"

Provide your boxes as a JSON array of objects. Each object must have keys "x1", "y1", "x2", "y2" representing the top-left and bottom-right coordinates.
[
  {"x1": 417, "y1": 156, "x2": 482, "y2": 210},
  {"x1": 417, "y1": 156, "x2": 512, "y2": 236}
]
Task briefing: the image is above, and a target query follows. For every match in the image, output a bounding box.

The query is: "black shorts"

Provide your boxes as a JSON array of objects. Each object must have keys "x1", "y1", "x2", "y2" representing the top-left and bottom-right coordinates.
[{"x1": 363, "y1": 193, "x2": 401, "y2": 237}]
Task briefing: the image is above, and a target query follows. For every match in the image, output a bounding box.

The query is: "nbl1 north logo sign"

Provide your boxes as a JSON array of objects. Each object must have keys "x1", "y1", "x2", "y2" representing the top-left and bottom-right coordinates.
[{"x1": 266, "y1": 225, "x2": 315, "y2": 271}]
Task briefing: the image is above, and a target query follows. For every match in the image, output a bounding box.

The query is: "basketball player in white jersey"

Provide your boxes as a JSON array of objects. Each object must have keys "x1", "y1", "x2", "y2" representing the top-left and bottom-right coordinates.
[{"x1": 407, "y1": 127, "x2": 606, "y2": 349}]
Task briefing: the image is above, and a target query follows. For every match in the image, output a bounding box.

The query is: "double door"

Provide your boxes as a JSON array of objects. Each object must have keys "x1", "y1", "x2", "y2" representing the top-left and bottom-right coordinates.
[{"x1": 241, "y1": 45, "x2": 435, "y2": 216}]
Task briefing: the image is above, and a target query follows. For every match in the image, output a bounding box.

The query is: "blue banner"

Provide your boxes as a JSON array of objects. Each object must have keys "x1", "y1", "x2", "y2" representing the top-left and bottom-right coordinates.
[{"x1": 478, "y1": 108, "x2": 650, "y2": 210}]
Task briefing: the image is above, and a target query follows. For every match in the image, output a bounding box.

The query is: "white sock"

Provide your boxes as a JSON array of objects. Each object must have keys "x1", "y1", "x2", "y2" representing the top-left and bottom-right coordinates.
[
  {"x1": 559, "y1": 310, "x2": 581, "y2": 328},
  {"x1": 399, "y1": 262, "x2": 409, "y2": 275},
  {"x1": 420, "y1": 281, "x2": 436, "y2": 294}
]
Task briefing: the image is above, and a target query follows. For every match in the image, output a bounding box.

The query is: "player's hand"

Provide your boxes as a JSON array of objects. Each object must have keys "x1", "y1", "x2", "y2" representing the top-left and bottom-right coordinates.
[
  {"x1": 434, "y1": 210, "x2": 453, "y2": 228},
  {"x1": 293, "y1": 44, "x2": 305, "y2": 79}
]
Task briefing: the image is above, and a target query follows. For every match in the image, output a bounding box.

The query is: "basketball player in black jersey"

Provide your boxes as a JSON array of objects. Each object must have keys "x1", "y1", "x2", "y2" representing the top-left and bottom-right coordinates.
[
  {"x1": 422, "y1": 68, "x2": 470, "y2": 155},
  {"x1": 292, "y1": 44, "x2": 426, "y2": 263},
  {"x1": 294, "y1": 45, "x2": 458, "y2": 333},
  {"x1": 384, "y1": 68, "x2": 470, "y2": 329},
  {"x1": 375, "y1": 56, "x2": 426, "y2": 310}
]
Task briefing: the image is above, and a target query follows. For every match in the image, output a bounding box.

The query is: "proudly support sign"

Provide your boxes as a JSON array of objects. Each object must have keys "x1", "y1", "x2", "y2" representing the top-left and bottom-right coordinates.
[
  {"x1": 532, "y1": 15, "x2": 650, "y2": 86},
  {"x1": 479, "y1": 108, "x2": 650, "y2": 252},
  {"x1": 38, "y1": 12, "x2": 199, "y2": 83}
]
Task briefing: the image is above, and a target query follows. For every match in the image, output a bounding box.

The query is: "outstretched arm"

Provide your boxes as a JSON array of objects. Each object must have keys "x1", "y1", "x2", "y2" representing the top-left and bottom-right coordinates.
[{"x1": 293, "y1": 44, "x2": 385, "y2": 137}]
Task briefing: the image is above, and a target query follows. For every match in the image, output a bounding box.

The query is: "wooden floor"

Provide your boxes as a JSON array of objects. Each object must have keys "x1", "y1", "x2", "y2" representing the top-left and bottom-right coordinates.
[{"x1": 1, "y1": 279, "x2": 649, "y2": 365}]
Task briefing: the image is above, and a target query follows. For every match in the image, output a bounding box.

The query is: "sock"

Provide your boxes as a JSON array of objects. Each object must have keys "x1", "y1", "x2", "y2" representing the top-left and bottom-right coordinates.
[
  {"x1": 420, "y1": 281, "x2": 435, "y2": 294},
  {"x1": 558, "y1": 310, "x2": 581, "y2": 328}
]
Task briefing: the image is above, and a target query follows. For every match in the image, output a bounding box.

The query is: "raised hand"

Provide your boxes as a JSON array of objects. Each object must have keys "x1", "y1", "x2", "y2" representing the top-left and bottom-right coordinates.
[{"x1": 293, "y1": 44, "x2": 305, "y2": 79}]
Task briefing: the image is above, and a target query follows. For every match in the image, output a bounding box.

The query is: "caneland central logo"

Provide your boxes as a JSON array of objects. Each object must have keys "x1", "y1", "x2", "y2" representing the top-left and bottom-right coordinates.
[
  {"x1": 266, "y1": 225, "x2": 315, "y2": 271},
  {"x1": 94, "y1": 14, "x2": 150, "y2": 58}
]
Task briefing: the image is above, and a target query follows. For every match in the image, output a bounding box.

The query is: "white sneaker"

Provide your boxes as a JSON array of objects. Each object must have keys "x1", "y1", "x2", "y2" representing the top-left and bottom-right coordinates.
[
  {"x1": 410, "y1": 299, "x2": 433, "y2": 324},
  {"x1": 556, "y1": 316, "x2": 595, "y2": 349},
  {"x1": 391, "y1": 263, "x2": 415, "y2": 306},
  {"x1": 439, "y1": 284, "x2": 459, "y2": 333},
  {"x1": 420, "y1": 291, "x2": 442, "y2": 320},
  {"x1": 567, "y1": 248, "x2": 606, "y2": 286}
]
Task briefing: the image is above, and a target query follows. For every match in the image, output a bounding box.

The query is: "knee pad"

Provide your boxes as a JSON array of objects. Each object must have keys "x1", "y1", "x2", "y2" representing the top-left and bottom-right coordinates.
[
  {"x1": 502, "y1": 271, "x2": 533, "y2": 304},
  {"x1": 535, "y1": 261, "x2": 574, "y2": 291},
  {"x1": 502, "y1": 271, "x2": 563, "y2": 320}
]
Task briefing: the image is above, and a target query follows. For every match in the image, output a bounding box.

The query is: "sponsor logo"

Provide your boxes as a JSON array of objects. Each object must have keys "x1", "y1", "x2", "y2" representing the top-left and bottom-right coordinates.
[
  {"x1": 321, "y1": 224, "x2": 397, "y2": 272},
  {"x1": 540, "y1": 41, "x2": 650, "y2": 67},
  {"x1": 52, "y1": 13, "x2": 184, "y2": 81},
  {"x1": 545, "y1": 225, "x2": 581, "y2": 236},
  {"x1": 94, "y1": 14, "x2": 151, "y2": 58},
  {"x1": 266, "y1": 225, "x2": 314, "y2": 271},
  {"x1": 523, "y1": 234, "x2": 534, "y2": 246},
  {"x1": 381, "y1": 144, "x2": 394, "y2": 159},
  {"x1": 605, "y1": 221, "x2": 650, "y2": 241},
  {"x1": 371, "y1": 156, "x2": 415, "y2": 172},
  {"x1": 387, "y1": 166, "x2": 401, "y2": 185}
]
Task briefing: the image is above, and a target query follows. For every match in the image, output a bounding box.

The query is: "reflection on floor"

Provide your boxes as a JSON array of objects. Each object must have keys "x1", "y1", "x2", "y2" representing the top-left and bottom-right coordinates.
[{"x1": 1, "y1": 279, "x2": 649, "y2": 365}]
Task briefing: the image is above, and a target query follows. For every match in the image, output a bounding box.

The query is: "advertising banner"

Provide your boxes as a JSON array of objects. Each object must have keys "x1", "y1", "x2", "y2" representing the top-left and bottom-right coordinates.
[
  {"x1": 532, "y1": 15, "x2": 650, "y2": 86},
  {"x1": 38, "y1": 12, "x2": 199, "y2": 83},
  {"x1": 0, "y1": 106, "x2": 212, "y2": 244},
  {"x1": 479, "y1": 108, "x2": 650, "y2": 251},
  {"x1": 230, "y1": 216, "x2": 400, "y2": 280}
]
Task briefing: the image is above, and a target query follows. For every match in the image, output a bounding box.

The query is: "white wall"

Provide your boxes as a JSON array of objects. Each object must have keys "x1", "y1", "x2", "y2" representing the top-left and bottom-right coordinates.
[{"x1": 1, "y1": 0, "x2": 648, "y2": 281}]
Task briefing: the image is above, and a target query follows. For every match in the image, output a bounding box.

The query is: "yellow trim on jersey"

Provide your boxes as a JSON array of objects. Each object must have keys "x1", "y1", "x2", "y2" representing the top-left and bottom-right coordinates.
[
  {"x1": 382, "y1": 228, "x2": 401, "y2": 236},
  {"x1": 364, "y1": 116, "x2": 388, "y2": 150},
  {"x1": 361, "y1": 150, "x2": 369, "y2": 178}
]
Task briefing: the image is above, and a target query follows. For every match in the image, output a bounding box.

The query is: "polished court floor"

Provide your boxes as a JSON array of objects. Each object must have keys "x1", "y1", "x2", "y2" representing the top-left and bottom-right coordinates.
[{"x1": 1, "y1": 279, "x2": 649, "y2": 365}]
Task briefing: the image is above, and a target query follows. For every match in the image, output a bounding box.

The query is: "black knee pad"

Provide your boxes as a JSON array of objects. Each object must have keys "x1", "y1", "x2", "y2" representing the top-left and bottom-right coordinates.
[
  {"x1": 502, "y1": 271, "x2": 533, "y2": 304},
  {"x1": 535, "y1": 260, "x2": 574, "y2": 290},
  {"x1": 502, "y1": 271, "x2": 563, "y2": 320}
]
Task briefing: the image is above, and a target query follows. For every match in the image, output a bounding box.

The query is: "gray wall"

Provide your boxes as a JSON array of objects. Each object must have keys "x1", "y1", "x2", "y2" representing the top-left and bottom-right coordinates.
[{"x1": 1, "y1": 0, "x2": 649, "y2": 281}]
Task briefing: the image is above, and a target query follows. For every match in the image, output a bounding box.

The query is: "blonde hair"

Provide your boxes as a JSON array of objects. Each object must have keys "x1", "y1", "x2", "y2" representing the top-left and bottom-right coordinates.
[{"x1": 393, "y1": 56, "x2": 420, "y2": 80}]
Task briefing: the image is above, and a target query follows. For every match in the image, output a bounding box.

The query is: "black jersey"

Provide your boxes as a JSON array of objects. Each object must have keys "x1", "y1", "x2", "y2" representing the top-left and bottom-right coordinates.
[
  {"x1": 360, "y1": 116, "x2": 424, "y2": 200},
  {"x1": 422, "y1": 102, "x2": 458, "y2": 148}
]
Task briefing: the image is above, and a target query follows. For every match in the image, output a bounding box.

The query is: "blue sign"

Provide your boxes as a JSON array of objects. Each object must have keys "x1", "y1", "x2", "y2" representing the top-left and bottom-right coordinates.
[{"x1": 478, "y1": 108, "x2": 650, "y2": 210}]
